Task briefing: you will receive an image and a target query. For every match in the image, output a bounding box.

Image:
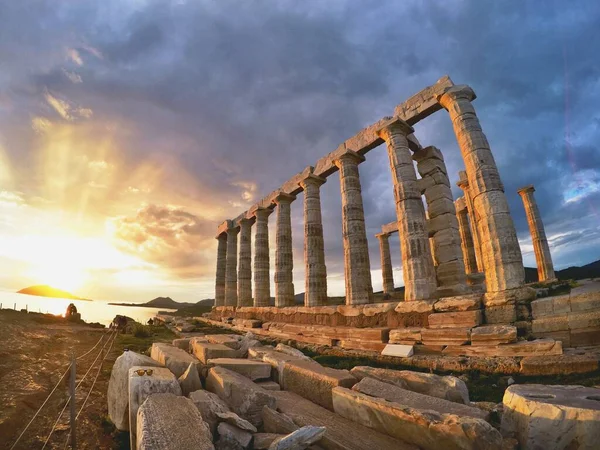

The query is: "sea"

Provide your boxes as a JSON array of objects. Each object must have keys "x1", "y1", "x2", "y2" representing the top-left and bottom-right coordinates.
[{"x1": 0, "y1": 290, "x2": 176, "y2": 327}]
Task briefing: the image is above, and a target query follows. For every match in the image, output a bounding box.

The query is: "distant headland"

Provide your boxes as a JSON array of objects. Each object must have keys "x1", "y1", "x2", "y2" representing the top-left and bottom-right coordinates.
[
  {"x1": 108, "y1": 296, "x2": 195, "y2": 309},
  {"x1": 17, "y1": 285, "x2": 91, "y2": 301}
]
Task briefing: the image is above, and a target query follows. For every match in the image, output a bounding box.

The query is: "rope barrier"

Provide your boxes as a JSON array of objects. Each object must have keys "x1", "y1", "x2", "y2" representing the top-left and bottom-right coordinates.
[{"x1": 76, "y1": 329, "x2": 109, "y2": 360}]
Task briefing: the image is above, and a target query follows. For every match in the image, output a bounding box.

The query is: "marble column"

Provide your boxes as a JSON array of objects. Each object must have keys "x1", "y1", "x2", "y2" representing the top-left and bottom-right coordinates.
[
  {"x1": 224, "y1": 226, "x2": 239, "y2": 307},
  {"x1": 274, "y1": 193, "x2": 296, "y2": 307},
  {"x1": 377, "y1": 119, "x2": 437, "y2": 301},
  {"x1": 300, "y1": 174, "x2": 328, "y2": 307},
  {"x1": 376, "y1": 233, "x2": 394, "y2": 296},
  {"x1": 518, "y1": 185, "x2": 556, "y2": 282},
  {"x1": 438, "y1": 86, "x2": 524, "y2": 293},
  {"x1": 237, "y1": 217, "x2": 254, "y2": 307},
  {"x1": 455, "y1": 196, "x2": 478, "y2": 274},
  {"x1": 333, "y1": 150, "x2": 373, "y2": 305},
  {"x1": 215, "y1": 233, "x2": 227, "y2": 307},
  {"x1": 457, "y1": 171, "x2": 485, "y2": 272},
  {"x1": 253, "y1": 207, "x2": 272, "y2": 307}
]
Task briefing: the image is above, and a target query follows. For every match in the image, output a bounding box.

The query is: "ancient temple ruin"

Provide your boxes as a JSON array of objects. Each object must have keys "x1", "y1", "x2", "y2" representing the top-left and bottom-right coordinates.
[{"x1": 210, "y1": 75, "x2": 569, "y2": 355}]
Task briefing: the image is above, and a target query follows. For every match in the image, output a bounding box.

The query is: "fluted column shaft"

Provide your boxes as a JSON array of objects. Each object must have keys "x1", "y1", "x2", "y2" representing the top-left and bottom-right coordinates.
[
  {"x1": 253, "y1": 208, "x2": 272, "y2": 307},
  {"x1": 455, "y1": 198, "x2": 478, "y2": 274},
  {"x1": 377, "y1": 119, "x2": 437, "y2": 301},
  {"x1": 376, "y1": 233, "x2": 394, "y2": 296},
  {"x1": 274, "y1": 193, "x2": 295, "y2": 307},
  {"x1": 224, "y1": 227, "x2": 239, "y2": 306},
  {"x1": 300, "y1": 174, "x2": 327, "y2": 307},
  {"x1": 438, "y1": 86, "x2": 524, "y2": 292},
  {"x1": 457, "y1": 172, "x2": 485, "y2": 273},
  {"x1": 215, "y1": 234, "x2": 227, "y2": 307},
  {"x1": 518, "y1": 185, "x2": 556, "y2": 282},
  {"x1": 334, "y1": 151, "x2": 373, "y2": 305},
  {"x1": 237, "y1": 218, "x2": 253, "y2": 307}
]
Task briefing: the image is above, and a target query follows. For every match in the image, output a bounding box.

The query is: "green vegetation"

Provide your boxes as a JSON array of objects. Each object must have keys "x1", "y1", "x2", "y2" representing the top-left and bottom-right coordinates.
[
  {"x1": 168, "y1": 303, "x2": 213, "y2": 317},
  {"x1": 114, "y1": 324, "x2": 176, "y2": 355}
]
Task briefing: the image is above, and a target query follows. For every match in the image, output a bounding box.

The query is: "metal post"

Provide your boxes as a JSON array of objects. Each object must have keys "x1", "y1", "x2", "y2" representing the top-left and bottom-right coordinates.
[
  {"x1": 69, "y1": 353, "x2": 76, "y2": 449},
  {"x1": 14, "y1": 303, "x2": 16, "y2": 310}
]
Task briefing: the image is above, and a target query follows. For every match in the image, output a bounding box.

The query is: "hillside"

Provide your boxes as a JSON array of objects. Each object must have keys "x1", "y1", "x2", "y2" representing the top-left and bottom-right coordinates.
[
  {"x1": 17, "y1": 285, "x2": 90, "y2": 301},
  {"x1": 524, "y1": 259, "x2": 600, "y2": 283},
  {"x1": 109, "y1": 296, "x2": 195, "y2": 309}
]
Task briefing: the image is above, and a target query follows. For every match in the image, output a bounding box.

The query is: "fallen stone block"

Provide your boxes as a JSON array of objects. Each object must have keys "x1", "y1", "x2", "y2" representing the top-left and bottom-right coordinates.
[
  {"x1": 216, "y1": 422, "x2": 252, "y2": 449},
  {"x1": 253, "y1": 433, "x2": 286, "y2": 450},
  {"x1": 136, "y1": 393, "x2": 214, "y2": 450},
  {"x1": 428, "y1": 310, "x2": 482, "y2": 329},
  {"x1": 269, "y1": 425, "x2": 326, "y2": 450},
  {"x1": 381, "y1": 344, "x2": 414, "y2": 357},
  {"x1": 208, "y1": 358, "x2": 271, "y2": 381},
  {"x1": 189, "y1": 389, "x2": 230, "y2": 436},
  {"x1": 349, "y1": 366, "x2": 469, "y2": 404},
  {"x1": 352, "y1": 377, "x2": 486, "y2": 420},
  {"x1": 332, "y1": 387, "x2": 502, "y2": 450},
  {"x1": 443, "y1": 339, "x2": 563, "y2": 357},
  {"x1": 259, "y1": 349, "x2": 319, "y2": 385},
  {"x1": 389, "y1": 328, "x2": 422, "y2": 344},
  {"x1": 192, "y1": 340, "x2": 239, "y2": 364},
  {"x1": 502, "y1": 384, "x2": 600, "y2": 450},
  {"x1": 107, "y1": 350, "x2": 161, "y2": 431},
  {"x1": 470, "y1": 325, "x2": 517, "y2": 346},
  {"x1": 338, "y1": 339, "x2": 387, "y2": 352},
  {"x1": 151, "y1": 342, "x2": 202, "y2": 378},
  {"x1": 262, "y1": 406, "x2": 299, "y2": 435},
  {"x1": 129, "y1": 367, "x2": 182, "y2": 448},
  {"x1": 256, "y1": 380, "x2": 281, "y2": 391},
  {"x1": 421, "y1": 327, "x2": 471, "y2": 345},
  {"x1": 273, "y1": 390, "x2": 415, "y2": 450},
  {"x1": 216, "y1": 411, "x2": 257, "y2": 432},
  {"x1": 205, "y1": 334, "x2": 242, "y2": 349},
  {"x1": 206, "y1": 366, "x2": 276, "y2": 427},
  {"x1": 281, "y1": 360, "x2": 357, "y2": 410},
  {"x1": 172, "y1": 337, "x2": 191, "y2": 351},
  {"x1": 236, "y1": 331, "x2": 261, "y2": 358},
  {"x1": 434, "y1": 293, "x2": 482, "y2": 312},
  {"x1": 178, "y1": 362, "x2": 202, "y2": 396},
  {"x1": 274, "y1": 343, "x2": 311, "y2": 359}
]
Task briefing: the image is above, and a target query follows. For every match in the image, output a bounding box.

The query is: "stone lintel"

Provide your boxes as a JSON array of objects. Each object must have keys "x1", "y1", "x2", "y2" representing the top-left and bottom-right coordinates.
[
  {"x1": 394, "y1": 75, "x2": 455, "y2": 125},
  {"x1": 381, "y1": 221, "x2": 399, "y2": 235},
  {"x1": 517, "y1": 184, "x2": 535, "y2": 195},
  {"x1": 455, "y1": 196, "x2": 467, "y2": 212},
  {"x1": 374, "y1": 117, "x2": 414, "y2": 140}
]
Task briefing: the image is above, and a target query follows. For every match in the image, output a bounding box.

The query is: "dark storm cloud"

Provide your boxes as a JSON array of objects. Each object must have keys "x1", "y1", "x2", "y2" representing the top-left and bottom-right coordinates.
[{"x1": 1, "y1": 0, "x2": 599, "y2": 292}]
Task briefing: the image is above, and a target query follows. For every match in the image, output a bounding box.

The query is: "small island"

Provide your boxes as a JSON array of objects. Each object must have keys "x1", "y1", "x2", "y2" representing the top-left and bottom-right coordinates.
[
  {"x1": 17, "y1": 285, "x2": 91, "y2": 301},
  {"x1": 108, "y1": 296, "x2": 195, "y2": 309}
]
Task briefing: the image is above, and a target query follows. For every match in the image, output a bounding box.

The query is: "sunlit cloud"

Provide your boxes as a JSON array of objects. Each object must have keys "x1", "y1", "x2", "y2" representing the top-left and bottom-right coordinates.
[
  {"x1": 232, "y1": 180, "x2": 258, "y2": 202},
  {"x1": 563, "y1": 169, "x2": 600, "y2": 204},
  {"x1": 67, "y1": 48, "x2": 83, "y2": 66},
  {"x1": 44, "y1": 92, "x2": 72, "y2": 120},
  {"x1": 31, "y1": 116, "x2": 53, "y2": 134},
  {"x1": 62, "y1": 69, "x2": 82, "y2": 84}
]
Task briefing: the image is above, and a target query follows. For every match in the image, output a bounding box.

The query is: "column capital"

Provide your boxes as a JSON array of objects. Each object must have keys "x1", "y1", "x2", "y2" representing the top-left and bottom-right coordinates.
[
  {"x1": 274, "y1": 191, "x2": 296, "y2": 205},
  {"x1": 215, "y1": 231, "x2": 227, "y2": 240},
  {"x1": 455, "y1": 196, "x2": 467, "y2": 212},
  {"x1": 299, "y1": 173, "x2": 326, "y2": 189},
  {"x1": 236, "y1": 216, "x2": 255, "y2": 227},
  {"x1": 333, "y1": 149, "x2": 365, "y2": 168},
  {"x1": 375, "y1": 117, "x2": 414, "y2": 141},
  {"x1": 375, "y1": 232, "x2": 390, "y2": 240},
  {"x1": 436, "y1": 84, "x2": 477, "y2": 109},
  {"x1": 249, "y1": 206, "x2": 273, "y2": 219},
  {"x1": 517, "y1": 184, "x2": 535, "y2": 196},
  {"x1": 226, "y1": 226, "x2": 240, "y2": 235}
]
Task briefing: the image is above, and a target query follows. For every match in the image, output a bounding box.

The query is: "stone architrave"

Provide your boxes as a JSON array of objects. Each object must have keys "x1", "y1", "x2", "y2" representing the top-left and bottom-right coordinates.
[
  {"x1": 224, "y1": 226, "x2": 239, "y2": 307},
  {"x1": 237, "y1": 217, "x2": 254, "y2": 307},
  {"x1": 274, "y1": 192, "x2": 296, "y2": 307},
  {"x1": 253, "y1": 207, "x2": 273, "y2": 307},
  {"x1": 517, "y1": 185, "x2": 556, "y2": 282},
  {"x1": 438, "y1": 86, "x2": 525, "y2": 293},
  {"x1": 376, "y1": 233, "x2": 394, "y2": 296},
  {"x1": 215, "y1": 233, "x2": 227, "y2": 307},
  {"x1": 414, "y1": 145, "x2": 468, "y2": 296},
  {"x1": 299, "y1": 173, "x2": 328, "y2": 307},
  {"x1": 455, "y1": 197, "x2": 478, "y2": 274},
  {"x1": 333, "y1": 150, "x2": 373, "y2": 305},
  {"x1": 456, "y1": 171, "x2": 484, "y2": 272},
  {"x1": 376, "y1": 119, "x2": 437, "y2": 301}
]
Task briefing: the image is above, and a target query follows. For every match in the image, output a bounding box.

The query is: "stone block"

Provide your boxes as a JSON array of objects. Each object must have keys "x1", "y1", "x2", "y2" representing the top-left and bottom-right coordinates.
[
  {"x1": 421, "y1": 327, "x2": 471, "y2": 345},
  {"x1": 257, "y1": 349, "x2": 317, "y2": 385},
  {"x1": 350, "y1": 366, "x2": 469, "y2": 404},
  {"x1": 353, "y1": 377, "x2": 486, "y2": 420},
  {"x1": 129, "y1": 367, "x2": 182, "y2": 449},
  {"x1": 443, "y1": 339, "x2": 562, "y2": 357},
  {"x1": 207, "y1": 358, "x2": 271, "y2": 381},
  {"x1": 570, "y1": 327, "x2": 600, "y2": 347},
  {"x1": 381, "y1": 344, "x2": 414, "y2": 357},
  {"x1": 204, "y1": 334, "x2": 242, "y2": 349},
  {"x1": 434, "y1": 294, "x2": 482, "y2": 312},
  {"x1": 389, "y1": 328, "x2": 422, "y2": 343},
  {"x1": 501, "y1": 384, "x2": 600, "y2": 450},
  {"x1": 172, "y1": 338, "x2": 191, "y2": 351},
  {"x1": 568, "y1": 310, "x2": 600, "y2": 330},
  {"x1": 191, "y1": 340, "x2": 238, "y2": 364},
  {"x1": 150, "y1": 343, "x2": 202, "y2": 378},
  {"x1": 427, "y1": 197, "x2": 456, "y2": 219},
  {"x1": 205, "y1": 366, "x2": 276, "y2": 427},
  {"x1": 332, "y1": 387, "x2": 502, "y2": 450},
  {"x1": 337, "y1": 339, "x2": 387, "y2": 352},
  {"x1": 427, "y1": 214, "x2": 459, "y2": 237},
  {"x1": 136, "y1": 393, "x2": 214, "y2": 450},
  {"x1": 413, "y1": 344, "x2": 445, "y2": 354},
  {"x1": 107, "y1": 351, "x2": 162, "y2": 431},
  {"x1": 533, "y1": 330, "x2": 571, "y2": 347},
  {"x1": 253, "y1": 433, "x2": 284, "y2": 450},
  {"x1": 483, "y1": 287, "x2": 536, "y2": 307},
  {"x1": 520, "y1": 353, "x2": 599, "y2": 376},
  {"x1": 531, "y1": 297, "x2": 570, "y2": 319},
  {"x1": 531, "y1": 316, "x2": 569, "y2": 334},
  {"x1": 395, "y1": 300, "x2": 435, "y2": 314},
  {"x1": 216, "y1": 422, "x2": 252, "y2": 449},
  {"x1": 178, "y1": 362, "x2": 202, "y2": 396},
  {"x1": 273, "y1": 390, "x2": 416, "y2": 450},
  {"x1": 570, "y1": 296, "x2": 600, "y2": 313},
  {"x1": 269, "y1": 426, "x2": 326, "y2": 450},
  {"x1": 428, "y1": 310, "x2": 482, "y2": 329},
  {"x1": 189, "y1": 389, "x2": 231, "y2": 436},
  {"x1": 484, "y1": 304, "x2": 517, "y2": 324},
  {"x1": 470, "y1": 325, "x2": 517, "y2": 346},
  {"x1": 256, "y1": 380, "x2": 281, "y2": 391},
  {"x1": 281, "y1": 360, "x2": 357, "y2": 410}
]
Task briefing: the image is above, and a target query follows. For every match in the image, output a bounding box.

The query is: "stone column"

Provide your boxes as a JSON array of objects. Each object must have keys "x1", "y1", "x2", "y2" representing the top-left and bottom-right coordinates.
[
  {"x1": 215, "y1": 233, "x2": 227, "y2": 307},
  {"x1": 376, "y1": 233, "x2": 394, "y2": 296},
  {"x1": 224, "y1": 226, "x2": 239, "y2": 307},
  {"x1": 253, "y1": 207, "x2": 272, "y2": 307},
  {"x1": 333, "y1": 150, "x2": 373, "y2": 305},
  {"x1": 457, "y1": 171, "x2": 485, "y2": 273},
  {"x1": 237, "y1": 217, "x2": 254, "y2": 307},
  {"x1": 377, "y1": 119, "x2": 437, "y2": 301},
  {"x1": 455, "y1": 196, "x2": 478, "y2": 274},
  {"x1": 518, "y1": 185, "x2": 556, "y2": 282},
  {"x1": 438, "y1": 86, "x2": 525, "y2": 294},
  {"x1": 274, "y1": 193, "x2": 296, "y2": 307},
  {"x1": 299, "y1": 174, "x2": 328, "y2": 307}
]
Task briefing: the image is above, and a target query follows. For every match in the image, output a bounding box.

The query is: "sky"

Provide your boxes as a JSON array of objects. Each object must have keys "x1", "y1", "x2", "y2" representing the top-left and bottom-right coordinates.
[{"x1": 0, "y1": 0, "x2": 599, "y2": 303}]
